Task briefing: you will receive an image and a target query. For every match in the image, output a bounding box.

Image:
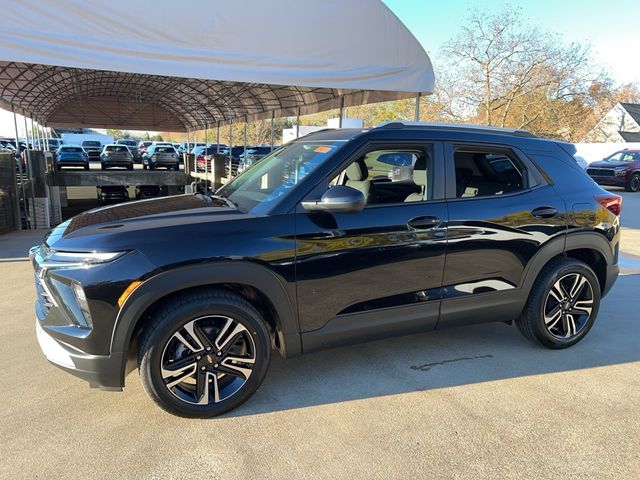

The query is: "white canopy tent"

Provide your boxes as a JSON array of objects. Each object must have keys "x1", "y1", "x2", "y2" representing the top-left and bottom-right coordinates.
[{"x1": 0, "y1": 0, "x2": 434, "y2": 131}]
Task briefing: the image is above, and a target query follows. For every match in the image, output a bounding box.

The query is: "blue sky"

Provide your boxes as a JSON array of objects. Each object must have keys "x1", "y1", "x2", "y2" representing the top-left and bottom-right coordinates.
[{"x1": 383, "y1": 0, "x2": 640, "y2": 84}]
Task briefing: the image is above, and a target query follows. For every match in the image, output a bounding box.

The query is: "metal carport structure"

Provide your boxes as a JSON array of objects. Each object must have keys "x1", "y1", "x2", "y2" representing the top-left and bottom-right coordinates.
[{"x1": 0, "y1": 0, "x2": 435, "y2": 131}]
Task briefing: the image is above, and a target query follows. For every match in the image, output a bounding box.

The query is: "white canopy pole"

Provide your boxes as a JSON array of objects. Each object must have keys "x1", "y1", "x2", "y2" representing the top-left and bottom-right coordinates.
[
  {"x1": 12, "y1": 107, "x2": 27, "y2": 229},
  {"x1": 270, "y1": 112, "x2": 275, "y2": 151},
  {"x1": 296, "y1": 107, "x2": 300, "y2": 139},
  {"x1": 338, "y1": 97, "x2": 344, "y2": 128},
  {"x1": 23, "y1": 115, "x2": 36, "y2": 229},
  {"x1": 415, "y1": 93, "x2": 421, "y2": 121}
]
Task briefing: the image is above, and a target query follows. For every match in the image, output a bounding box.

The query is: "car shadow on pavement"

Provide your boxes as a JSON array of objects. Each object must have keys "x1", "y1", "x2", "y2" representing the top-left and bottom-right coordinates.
[{"x1": 230, "y1": 273, "x2": 640, "y2": 417}]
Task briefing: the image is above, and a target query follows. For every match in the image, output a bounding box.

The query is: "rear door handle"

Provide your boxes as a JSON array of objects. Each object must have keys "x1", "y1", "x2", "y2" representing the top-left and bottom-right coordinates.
[
  {"x1": 408, "y1": 216, "x2": 440, "y2": 230},
  {"x1": 532, "y1": 206, "x2": 558, "y2": 219}
]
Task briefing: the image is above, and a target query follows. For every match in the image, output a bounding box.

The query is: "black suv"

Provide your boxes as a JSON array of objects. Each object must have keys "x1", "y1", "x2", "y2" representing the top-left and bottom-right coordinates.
[{"x1": 31, "y1": 123, "x2": 621, "y2": 418}]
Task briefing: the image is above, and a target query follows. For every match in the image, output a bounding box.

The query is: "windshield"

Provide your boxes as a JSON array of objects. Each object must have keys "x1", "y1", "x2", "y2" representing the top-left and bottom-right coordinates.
[
  {"x1": 217, "y1": 140, "x2": 343, "y2": 214},
  {"x1": 82, "y1": 141, "x2": 100, "y2": 147},
  {"x1": 106, "y1": 145, "x2": 129, "y2": 152},
  {"x1": 118, "y1": 141, "x2": 137, "y2": 146},
  {"x1": 60, "y1": 147, "x2": 83, "y2": 152},
  {"x1": 605, "y1": 151, "x2": 639, "y2": 162}
]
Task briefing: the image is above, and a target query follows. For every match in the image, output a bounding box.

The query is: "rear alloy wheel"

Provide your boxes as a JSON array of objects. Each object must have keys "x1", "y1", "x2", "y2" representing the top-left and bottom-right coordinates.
[
  {"x1": 626, "y1": 173, "x2": 640, "y2": 192},
  {"x1": 138, "y1": 289, "x2": 270, "y2": 417},
  {"x1": 516, "y1": 258, "x2": 600, "y2": 348}
]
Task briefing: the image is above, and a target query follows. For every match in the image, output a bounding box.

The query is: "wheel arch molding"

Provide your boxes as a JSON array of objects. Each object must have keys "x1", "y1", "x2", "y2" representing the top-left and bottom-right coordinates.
[
  {"x1": 111, "y1": 261, "x2": 301, "y2": 381},
  {"x1": 520, "y1": 231, "x2": 615, "y2": 295}
]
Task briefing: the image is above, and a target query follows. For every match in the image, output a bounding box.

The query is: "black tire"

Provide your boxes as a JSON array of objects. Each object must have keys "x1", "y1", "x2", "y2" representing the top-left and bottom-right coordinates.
[
  {"x1": 138, "y1": 289, "x2": 271, "y2": 418},
  {"x1": 56, "y1": 163, "x2": 62, "y2": 171},
  {"x1": 515, "y1": 257, "x2": 600, "y2": 349},
  {"x1": 84, "y1": 163, "x2": 90, "y2": 171},
  {"x1": 101, "y1": 164, "x2": 106, "y2": 170},
  {"x1": 149, "y1": 163, "x2": 155, "y2": 170},
  {"x1": 142, "y1": 163, "x2": 147, "y2": 170},
  {"x1": 127, "y1": 164, "x2": 134, "y2": 171},
  {"x1": 626, "y1": 173, "x2": 640, "y2": 192}
]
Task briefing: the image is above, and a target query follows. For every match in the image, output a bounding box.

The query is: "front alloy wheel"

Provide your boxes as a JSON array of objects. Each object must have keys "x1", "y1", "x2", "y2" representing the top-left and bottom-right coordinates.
[
  {"x1": 138, "y1": 289, "x2": 271, "y2": 417},
  {"x1": 161, "y1": 316, "x2": 257, "y2": 405}
]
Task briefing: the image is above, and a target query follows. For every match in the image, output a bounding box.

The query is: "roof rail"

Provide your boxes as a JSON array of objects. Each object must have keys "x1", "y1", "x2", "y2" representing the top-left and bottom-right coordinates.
[{"x1": 374, "y1": 121, "x2": 535, "y2": 137}]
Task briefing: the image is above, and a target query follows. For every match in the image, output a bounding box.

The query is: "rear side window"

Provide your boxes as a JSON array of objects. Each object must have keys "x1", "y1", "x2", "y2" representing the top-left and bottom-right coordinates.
[
  {"x1": 156, "y1": 147, "x2": 175, "y2": 153},
  {"x1": 61, "y1": 147, "x2": 82, "y2": 152},
  {"x1": 453, "y1": 147, "x2": 525, "y2": 198}
]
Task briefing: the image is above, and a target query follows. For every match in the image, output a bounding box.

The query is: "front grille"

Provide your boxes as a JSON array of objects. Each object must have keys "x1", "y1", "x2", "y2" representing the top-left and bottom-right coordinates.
[
  {"x1": 587, "y1": 168, "x2": 615, "y2": 176},
  {"x1": 34, "y1": 274, "x2": 54, "y2": 311}
]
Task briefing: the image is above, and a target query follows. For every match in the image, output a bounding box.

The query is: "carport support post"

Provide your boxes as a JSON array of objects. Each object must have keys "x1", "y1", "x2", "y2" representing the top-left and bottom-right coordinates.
[
  {"x1": 205, "y1": 123, "x2": 209, "y2": 186},
  {"x1": 415, "y1": 92, "x2": 421, "y2": 121},
  {"x1": 243, "y1": 117, "x2": 248, "y2": 161},
  {"x1": 338, "y1": 97, "x2": 344, "y2": 128},
  {"x1": 216, "y1": 122, "x2": 220, "y2": 154},
  {"x1": 270, "y1": 111, "x2": 275, "y2": 151},
  {"x1": 296, "y1": 107, "x2": 300, "y2": 138},
  {"x1": 228, "y1": 124, "x2": 232, "y2": 179},
  {"x1": 12, "y1": 108, "x2": 27, "y2": 230},
  {"x1": 23, "y1": 116, "x2": 37, "y2": 228}
]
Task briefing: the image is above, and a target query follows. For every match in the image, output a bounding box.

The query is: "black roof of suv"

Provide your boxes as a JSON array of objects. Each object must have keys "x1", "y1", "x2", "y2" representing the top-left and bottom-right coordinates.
[{"x1": 31, "y1": 122, "x2": 621, "y2": 418}]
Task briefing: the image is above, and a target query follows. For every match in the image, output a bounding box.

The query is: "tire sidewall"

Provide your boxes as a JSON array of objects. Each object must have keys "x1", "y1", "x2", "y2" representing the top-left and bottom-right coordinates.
[
  {"x1": 532, "y1": 261, "x2": 601, "y2": 348},
  {"x1": 140, "y1": 297, "x2": 271, "y2": 418}
]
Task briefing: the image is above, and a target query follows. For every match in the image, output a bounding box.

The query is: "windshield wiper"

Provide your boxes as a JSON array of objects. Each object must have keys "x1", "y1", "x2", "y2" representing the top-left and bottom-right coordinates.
[{"x1": 209, "y1": 193, "x2": 237, "y2": 209}]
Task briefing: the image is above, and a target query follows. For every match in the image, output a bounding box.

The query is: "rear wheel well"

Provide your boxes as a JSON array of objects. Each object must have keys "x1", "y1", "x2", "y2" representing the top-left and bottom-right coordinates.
[
  {"x1": 564, "y1": 248, "x2": 606, "y2": 294},
  {"x1": 128, "y1": 284, "x2": 285, "y2": 366}
]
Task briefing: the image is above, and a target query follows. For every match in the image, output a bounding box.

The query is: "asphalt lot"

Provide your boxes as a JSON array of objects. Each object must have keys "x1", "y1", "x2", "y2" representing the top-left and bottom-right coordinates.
[{"x1": 1, "y1": 190, "x2": 639, "y2": 479}]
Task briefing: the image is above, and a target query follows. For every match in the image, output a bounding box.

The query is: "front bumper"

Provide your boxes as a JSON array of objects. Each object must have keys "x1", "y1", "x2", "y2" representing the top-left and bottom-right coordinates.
[
  {"x1": 589, "y1": 175, "x2": 626, "y2": 187},
  {"x1": 36, "y1": 319, "x2": 125, "y2": 390}
]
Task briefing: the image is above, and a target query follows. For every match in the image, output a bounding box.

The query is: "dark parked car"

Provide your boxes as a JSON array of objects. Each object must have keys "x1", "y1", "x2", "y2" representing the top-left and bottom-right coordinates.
[
  {"x1": 135, "y1": 185, "x2": 164, "y2": 200},
  {"x1": 55, "y1": 145, "x2": 90, "y2": 170},
  {"x1": 143, "y1": 145, "x2": 180, "y2": 170},
  {"x1": 220, "y1": 146, "x2": 246, "y2": 176},
  {"x1": 100, "y1": 144, "x2": 134, "y2": 170},
  {"x1": 238, "y1": 145, "x2": 273, "y2": 171},
  {"x1": 586, "y1": 149, "x2": 640, "y2": 192},
  {"x1": 47, "y1": 138, "x2": 63, "y2": 150},
  {"x1": 96, "y1": 185, "x2": 129, "y2": 205},
  {"x1": 81, "y1": 140, "x2": 102, "y2": 160},
  {"x1": 116, "y1": 139, "x2": 141, "y2": 162},
  {"x1": 31, "y1": 123, "x2": 620, "y2": 418}
]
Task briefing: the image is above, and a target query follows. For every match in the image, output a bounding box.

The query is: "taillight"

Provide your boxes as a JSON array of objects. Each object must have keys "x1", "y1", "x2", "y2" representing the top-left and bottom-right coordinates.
[{"x1": 595, "y1": 193, "x2": 622, "y2": 216}]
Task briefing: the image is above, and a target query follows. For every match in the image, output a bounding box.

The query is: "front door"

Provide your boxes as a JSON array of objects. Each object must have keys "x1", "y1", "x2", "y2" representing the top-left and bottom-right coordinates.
[{"x1": 294, "y1": 142, "x2": 449, "y2": 352}]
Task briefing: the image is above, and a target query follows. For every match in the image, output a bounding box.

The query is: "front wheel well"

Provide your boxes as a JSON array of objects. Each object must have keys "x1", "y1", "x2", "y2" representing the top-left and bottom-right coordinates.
[{"x1": 127, "y1": 283, "x2": 286, "y2": 367}]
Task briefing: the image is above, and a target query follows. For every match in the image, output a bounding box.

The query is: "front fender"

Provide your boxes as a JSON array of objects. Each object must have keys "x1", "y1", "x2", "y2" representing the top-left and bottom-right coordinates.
[{"x1": 111, "y1": 261, "x2": 300, "y2": 383}]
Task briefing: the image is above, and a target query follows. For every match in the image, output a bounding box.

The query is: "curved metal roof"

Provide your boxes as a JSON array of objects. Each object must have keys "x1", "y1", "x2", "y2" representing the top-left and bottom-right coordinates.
[{"x1": 0, "y1": 0, "x2": 434, "y2": 131}]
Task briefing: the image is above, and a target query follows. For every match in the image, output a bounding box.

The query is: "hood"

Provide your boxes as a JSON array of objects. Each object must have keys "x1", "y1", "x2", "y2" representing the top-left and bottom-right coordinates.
[
  {"x1": 45, "y1": 194, "x2": 250, "y2": 252},
  {"x1": 589, "y1": 160, "x2": 629, "y2": 169}
]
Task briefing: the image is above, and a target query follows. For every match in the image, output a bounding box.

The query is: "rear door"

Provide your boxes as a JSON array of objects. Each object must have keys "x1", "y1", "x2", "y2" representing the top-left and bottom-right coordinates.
[{"x1": 440, "y1": 142, "x2": 567, "y2": 328}]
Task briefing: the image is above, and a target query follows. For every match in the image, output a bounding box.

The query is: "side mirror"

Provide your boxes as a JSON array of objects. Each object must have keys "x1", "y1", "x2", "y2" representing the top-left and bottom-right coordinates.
[{"x1": 302, "y1": 185, "x2": 365, "y2": 214}]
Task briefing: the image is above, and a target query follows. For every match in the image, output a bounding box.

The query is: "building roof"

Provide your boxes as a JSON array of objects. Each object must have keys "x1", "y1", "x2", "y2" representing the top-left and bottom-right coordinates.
[
  {"x1": 0, "y1": 0, "x2": 434, "y2": 132},
  {"x1": 620, "y1": 103, "x2": 640, "y2": 126},
  {"x1": 618, "y1": 131, "x2": 640, "y2": 142}
]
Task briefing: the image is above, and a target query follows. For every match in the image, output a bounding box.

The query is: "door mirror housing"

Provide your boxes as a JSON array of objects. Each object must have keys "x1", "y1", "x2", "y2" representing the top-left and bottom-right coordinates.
[{"x1": 302, "y1": 185, "x2": 365, "y2": 213}]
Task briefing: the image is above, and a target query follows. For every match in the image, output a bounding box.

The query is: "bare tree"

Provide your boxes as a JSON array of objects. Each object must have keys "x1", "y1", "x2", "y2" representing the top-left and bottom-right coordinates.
[{"x1": 439, "y1": 6, "x2": 604, "y2": 136}]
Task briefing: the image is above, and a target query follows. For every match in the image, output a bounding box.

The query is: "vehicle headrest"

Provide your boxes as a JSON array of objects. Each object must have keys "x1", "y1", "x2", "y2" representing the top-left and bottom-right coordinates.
[
  {"x1": 413, "y1": 153, "x2": 430, "y2": 187},
  {"x1": 346, "y1": 160, "x2": 368, "y2": 181}
]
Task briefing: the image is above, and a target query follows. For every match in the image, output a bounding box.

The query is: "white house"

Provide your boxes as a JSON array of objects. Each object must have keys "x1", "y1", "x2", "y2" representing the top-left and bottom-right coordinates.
[{"x1": 583, "y1": 103, "x2": 640, "y2": 143}]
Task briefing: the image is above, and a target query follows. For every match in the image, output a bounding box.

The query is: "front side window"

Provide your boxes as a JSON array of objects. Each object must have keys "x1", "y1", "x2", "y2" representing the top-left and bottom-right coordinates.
[
  {"x1": 453, "y1": 147, "x2": 525, "y2": 198},
  {"x1": 218, "y1": 140, "x2": 344, "y2": 214},
  {"x1": 335, "y1": 147, "x2": 433, "y2": 205}
]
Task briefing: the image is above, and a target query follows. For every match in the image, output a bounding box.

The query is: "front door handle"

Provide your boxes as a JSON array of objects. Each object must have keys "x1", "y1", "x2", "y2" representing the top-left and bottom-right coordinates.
[
  {"x1": 532, "y1": 206, "x2": 558, "y2": 219},
  {"x1": 408, "y1": 216, "x2": 440, "y2": 230}
]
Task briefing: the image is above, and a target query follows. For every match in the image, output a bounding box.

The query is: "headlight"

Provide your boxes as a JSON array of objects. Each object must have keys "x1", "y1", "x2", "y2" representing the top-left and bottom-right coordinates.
[
  {"x1": 614, "y1": 168, "x2": 627, "y2": 177},
  {"x1": 46, "y1": 250, "x2": 125, "y2": 267}
]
